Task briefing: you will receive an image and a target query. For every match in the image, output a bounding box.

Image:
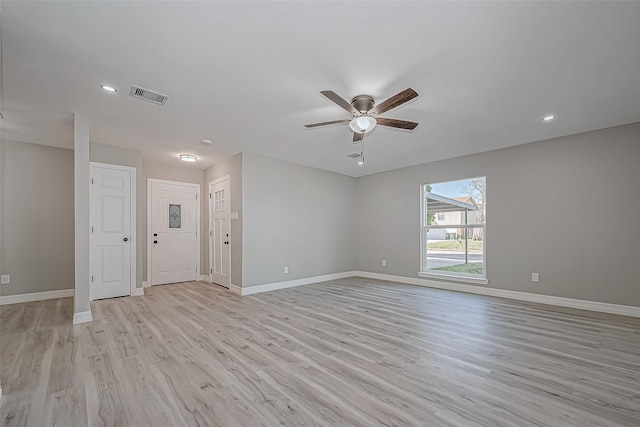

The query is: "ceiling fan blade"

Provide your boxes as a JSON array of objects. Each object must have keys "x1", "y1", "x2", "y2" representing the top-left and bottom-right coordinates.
[
  {"x1": 304, "y1": 119, "x2": 350, "y2": 128},
  {"x1": 376, "y1": 117, "x2": 419, "y2": 130},
  {"x1": 321, "y1": 90, "x2": 358, "y2": 115},
  {"x1": 369, "y1": 88, "x2": 418, "y2": 115},
  {"x1": 353, "y1": 132, "x2": 364, "y2": 143}
]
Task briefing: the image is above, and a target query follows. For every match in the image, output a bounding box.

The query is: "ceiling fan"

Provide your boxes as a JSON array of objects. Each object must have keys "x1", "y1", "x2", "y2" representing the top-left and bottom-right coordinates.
[{"x1": 305, "y1": 88, "x2": 419, "y2": 142}]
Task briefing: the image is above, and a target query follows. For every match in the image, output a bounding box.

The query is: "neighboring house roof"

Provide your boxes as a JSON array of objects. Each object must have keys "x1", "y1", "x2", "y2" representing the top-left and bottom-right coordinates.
[{"x1": 453, "y1": 196, "x2": 476, "y2": 206}]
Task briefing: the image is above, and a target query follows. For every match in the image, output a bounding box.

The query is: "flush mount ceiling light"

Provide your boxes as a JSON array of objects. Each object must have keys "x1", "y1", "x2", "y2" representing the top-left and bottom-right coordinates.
[
  {"x1": 100, "y1": 84, "x2": 117, "y2": 93},
  {"x1": 201, "y1": 139, "x2": 213, "y2": 145},
  {"x1": 349, "y1": 115, "x2": 377, "y2": 134},
  {"x1": 542, "y1": 114, "x2": 556, "y2": 122},
  {"x1": 179, "y1": 154, "x2": 197, "y2": 162}
]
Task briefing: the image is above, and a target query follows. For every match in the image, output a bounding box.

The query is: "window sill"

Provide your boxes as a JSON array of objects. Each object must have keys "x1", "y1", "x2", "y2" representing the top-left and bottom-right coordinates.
[{"x1": 418, "y1": 272, "x2": 489, "y2": 285}]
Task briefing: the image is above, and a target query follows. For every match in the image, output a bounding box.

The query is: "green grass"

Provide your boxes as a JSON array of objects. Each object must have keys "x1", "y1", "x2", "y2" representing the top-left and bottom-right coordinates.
[
  {"x1": 427, "y1": 240, "x2": 483, "y2": 251},
  {"x1": 433, "y1": 263, "x2": 484, "y2": 275}
]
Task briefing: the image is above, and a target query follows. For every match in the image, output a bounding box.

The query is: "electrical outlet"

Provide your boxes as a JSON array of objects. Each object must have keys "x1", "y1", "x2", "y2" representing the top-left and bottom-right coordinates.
[
  {"x1": 531, "y1": 273, "x2": 539, "y2": 283},
  {"x1": 284, "y1": 266, "x2": 289, "y2": 274},
  {"x1": 1, "y1": 274, "x2": 10, "y2": 284},
  {"x1": 381, "y1": 259, "x2": 387, "y2": 267}
]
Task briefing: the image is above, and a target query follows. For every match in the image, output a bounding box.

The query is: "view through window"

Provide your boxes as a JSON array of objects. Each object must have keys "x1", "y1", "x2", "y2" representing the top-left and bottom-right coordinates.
[{"x1": 421, "y1": 177, "x2": 486, "y2": 279}]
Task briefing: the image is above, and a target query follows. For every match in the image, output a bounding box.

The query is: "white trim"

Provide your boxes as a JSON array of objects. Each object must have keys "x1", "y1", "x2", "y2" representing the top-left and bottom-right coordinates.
[
  {"x1": 0, "y1": 289, "x2": 74, "y2": 305},
  {"x1": 240, "y1": 272, "x2": 356, "y2": 296},
  {"x1": 418, "y1": 271, "x2": 489, "y2": 285},
  {"x1": 228, "y1": 284, "x2": 242, "y2": 295},
  {"x1": 147, "y1": 179, "x2": 201, "y2": 286},
  {"x1": 73, "y1": 310, "x2": 93, "y2": 324},
  {"x1": 209, "y1": 175, "x2": 231, "y2": 186},
  {"x1": 142, "y1": 280, "x2": 150, "y2": 288},
  {"x1": 132, "y1": 287, "x2": 144, "y2": 296},
  {"x1": 208, "y1": 175, "x2": 231, "y2": 289},
  {"x1": 352, "y1": 271, "x2": 640, "y2": 318},
  {"x1": 198, "y1": 275, "x2": 209, "y2": 282},
  {"x1": 90, "y1": 162, "x2": 137, "y2": 300}
]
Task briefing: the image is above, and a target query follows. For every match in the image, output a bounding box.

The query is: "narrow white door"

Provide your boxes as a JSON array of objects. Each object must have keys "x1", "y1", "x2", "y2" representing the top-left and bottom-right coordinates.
[
  {"x1": 91, "y1": 166, "x2": 133, "y2": 300},
  {"x1": 210, "y1": 178, "x2": 230, "y2": 288},
  {"x1": 150, "y1": 181, "x2": 199, "y2": 285}
]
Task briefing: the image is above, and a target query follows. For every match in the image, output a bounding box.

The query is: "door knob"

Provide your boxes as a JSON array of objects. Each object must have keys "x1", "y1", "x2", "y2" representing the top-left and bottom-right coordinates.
[
  {"x1": 224, "y1": 241, "x2": 229, "y2": 245},
  {"x1": 153, "y1": 240, "x2": 158, "y2": 244},
  {"x1": 123, "y1": 237, "x2": 129, "y2": 242},
  {"x1": 153, "y1": 233, "x2": 158, "y2": 237}
]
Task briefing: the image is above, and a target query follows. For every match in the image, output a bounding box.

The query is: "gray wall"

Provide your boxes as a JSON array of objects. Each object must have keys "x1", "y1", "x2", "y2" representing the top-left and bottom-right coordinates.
[
  {"x1": 355, "y1": 122, "x2": 640, "y2": 307},
  {"x1": 143, "y1": 162, "x2": 205, "y2": 279},
  {"x1": 204, "y1": 153, "x2": 243, "y2": 286},
  {"x1": 0, "y1": 140, "x2": 75, "y2": 296},
  {"x1": 90, "y1": 142, "x2": 144, "y2": 289},
  {"x1": 242, "y1": 152, "x2": 356, "y2": 288}
]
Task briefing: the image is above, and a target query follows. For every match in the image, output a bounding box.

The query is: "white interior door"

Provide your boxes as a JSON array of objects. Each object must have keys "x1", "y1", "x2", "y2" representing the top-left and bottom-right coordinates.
[
  {"x1": 210, "y1": 178, "x2": 230, "y2": 288},
  {"x1": 91, "y1": 165, "x2": 133, "y2": 300},
  {"x1": 150, "y1": 180, "x2": 199, "y2": 285}
]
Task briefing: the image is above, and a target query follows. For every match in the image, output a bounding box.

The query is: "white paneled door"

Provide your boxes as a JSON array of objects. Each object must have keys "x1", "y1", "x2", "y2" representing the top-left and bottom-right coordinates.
[
  {"x1": 209, "y1": 177, "x2": 230, "y2": 288},
  {"x1": 91, "y1": 164, "x2": 135, "y2": 300},
  {"x1": 149, "y1": 180, "x2": 199, "y2": 285}
]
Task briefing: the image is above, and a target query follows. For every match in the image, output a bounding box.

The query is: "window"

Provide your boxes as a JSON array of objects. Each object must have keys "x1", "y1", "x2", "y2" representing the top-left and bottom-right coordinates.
[
  {"x1": 169, "y1": 204, "x2": 181, "y2": 229},
  {"x1": 420, "y1": 177, "x2": 486, "y2": 282}
]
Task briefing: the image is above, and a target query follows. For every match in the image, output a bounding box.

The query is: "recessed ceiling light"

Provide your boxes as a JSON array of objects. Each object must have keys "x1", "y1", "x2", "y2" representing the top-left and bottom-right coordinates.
[
  {"x1": 179, "y1": 154, "x2": 197, "y2": 162},
  {"x1": 100, "y1": 84, "x2": 117, "y2": 93},
  {"x1": 542, "y1": 114, "x2": 556, "y2": 122},
  {"x1": 201, "y1": 139, "x2": 213, "y2": 145}
]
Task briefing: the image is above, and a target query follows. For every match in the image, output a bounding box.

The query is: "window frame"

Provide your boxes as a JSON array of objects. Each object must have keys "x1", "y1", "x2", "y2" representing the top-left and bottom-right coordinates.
[{"x1": 419, "y1": 178, "x2": 488, "y2": 285}]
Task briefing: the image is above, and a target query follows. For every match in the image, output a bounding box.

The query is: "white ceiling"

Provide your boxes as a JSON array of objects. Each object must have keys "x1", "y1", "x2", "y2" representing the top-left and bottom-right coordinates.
[{"x1": 2, "y1": 1, "x2": 640, "y2": 177}]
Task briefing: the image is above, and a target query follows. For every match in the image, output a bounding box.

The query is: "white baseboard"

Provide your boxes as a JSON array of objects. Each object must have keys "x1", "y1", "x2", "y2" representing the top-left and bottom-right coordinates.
[
  {"x1": 0, "y1": 289, "x2": 75, "y2": 305},
  {"x1": 240, "y1": 271, "x2": 356, "y2": 296},
  {"x1": 142, "y1": 280, "x2": 150, "y2": 288},
  {"x1": 352, "y1": 271, "x2": 640, "y2": 318},
  {"x1": 198, "y1": 275, "x2": 210, "y2": 282},
  {"x1": 132, "y1": 287, "x2": 144, "y2": 296},
  {"x1": 228, "y1": 284, "x2": 242, "y2": 295},
  {"x1": 73, "y1": 310, "x2": 92, "y2": 324}
]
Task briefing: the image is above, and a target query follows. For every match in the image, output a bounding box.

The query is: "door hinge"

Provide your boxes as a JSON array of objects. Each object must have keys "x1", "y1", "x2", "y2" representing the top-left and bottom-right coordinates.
[
  {"x1": 91, "y1": 178, "x2": 94, "y2": 184},
  {"x1": 196, "y1": 194, "x2": 198, "y2": 200},
  {"x1": 210, "y1": 269, "x2": 212, "y2": 274},
  {"x1": 209, "y1": 193, "x2": 212, "y2": 199},
  {"x1": 91, "y1": 275, "x2": 94, "y2": 282},
  {"x1": 210, "y1": 231, "x2": 212, "y2": 237},
  {"x1": 91, "y1": 226, "x2": 94, "y2": 233}
]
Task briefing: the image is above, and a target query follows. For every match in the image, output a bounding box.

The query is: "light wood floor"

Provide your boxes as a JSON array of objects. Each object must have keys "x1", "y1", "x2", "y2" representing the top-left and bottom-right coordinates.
[{"x1": 1, "y1": 278, "x2": 640, "y2": 426}]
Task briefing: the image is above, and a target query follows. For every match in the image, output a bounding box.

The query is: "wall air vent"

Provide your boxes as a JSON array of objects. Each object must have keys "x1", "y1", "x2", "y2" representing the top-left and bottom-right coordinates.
[
  {"x1": 128, "y1": 85, "x2": 169, "y2": 106},
  {"x1": 346, "y1": 152, "x2": 363, "y2": 158}
]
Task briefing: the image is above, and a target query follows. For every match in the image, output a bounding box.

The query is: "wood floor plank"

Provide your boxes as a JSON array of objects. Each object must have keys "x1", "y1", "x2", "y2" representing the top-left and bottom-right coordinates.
[{"x1": 1, "y1": 278, "x2": 639, "y2": 426}]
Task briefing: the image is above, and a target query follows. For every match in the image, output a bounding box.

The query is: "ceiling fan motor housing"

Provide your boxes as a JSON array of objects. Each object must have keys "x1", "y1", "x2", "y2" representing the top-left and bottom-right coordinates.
[{"x1": 351, "y1": 95, "x2": 375, "y2": 114}]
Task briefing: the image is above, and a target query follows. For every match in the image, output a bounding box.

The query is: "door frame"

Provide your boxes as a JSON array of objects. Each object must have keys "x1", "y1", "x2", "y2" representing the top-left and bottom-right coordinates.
[
  {"x1": 147, "y1": 178, "x2": 201, "y2": 286},
  {"x1": 89, "y1": 162, "x2": 137, "y2": 301},
  {"x1": 208, "y1": 175, "x2": 231, "y2": 287}
]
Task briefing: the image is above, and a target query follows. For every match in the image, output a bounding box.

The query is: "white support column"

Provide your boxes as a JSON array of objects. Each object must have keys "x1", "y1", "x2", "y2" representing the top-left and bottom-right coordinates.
[{"x1": 73, "y1": 113, "x2": 92, "y2": 324}]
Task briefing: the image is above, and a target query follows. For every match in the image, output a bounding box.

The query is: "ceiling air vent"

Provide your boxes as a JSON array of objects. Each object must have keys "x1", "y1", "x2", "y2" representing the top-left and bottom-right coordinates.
[{"x1": 128, "y1": 85, "x2": 169, "y2": 106}]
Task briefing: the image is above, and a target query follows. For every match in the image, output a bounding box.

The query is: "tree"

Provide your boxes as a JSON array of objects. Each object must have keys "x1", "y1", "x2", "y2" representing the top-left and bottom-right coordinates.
[
  {"x1": 424, "y1": 184, "x2": 435, "y2": 225},
  {"x1": 462, "y1": 178, "x2": 486, "y2": 240}
]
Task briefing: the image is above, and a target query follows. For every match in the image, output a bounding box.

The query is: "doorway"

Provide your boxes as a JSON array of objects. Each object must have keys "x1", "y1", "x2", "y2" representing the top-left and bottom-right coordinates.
[
  {"x1": 209, "y1": 176, "x2": 231, "y2": 288},
  {"x1": 90, "y1": 163, "x2": 136, "y2": 300},
  {"x1": 148, "y1": 179, "x2": 200, "y2": 286}
]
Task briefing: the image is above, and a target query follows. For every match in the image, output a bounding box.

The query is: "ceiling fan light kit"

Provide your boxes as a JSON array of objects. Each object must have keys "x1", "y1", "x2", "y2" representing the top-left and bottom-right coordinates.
[{"x1": 349, "y1": 115, "x2": 377, "y2": 133}]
